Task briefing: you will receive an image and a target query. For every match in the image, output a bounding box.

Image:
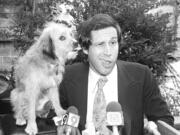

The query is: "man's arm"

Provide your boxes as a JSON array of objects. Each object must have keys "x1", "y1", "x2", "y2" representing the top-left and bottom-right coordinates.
[{"x1": 143, "y1": 66, "x2": 174, "y2": 126}]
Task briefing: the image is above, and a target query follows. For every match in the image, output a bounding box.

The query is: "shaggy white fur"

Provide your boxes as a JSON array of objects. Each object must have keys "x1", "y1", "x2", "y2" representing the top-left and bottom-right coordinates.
[{"x1": 10, "y1": 22, "x2": 77, "y2": 135}]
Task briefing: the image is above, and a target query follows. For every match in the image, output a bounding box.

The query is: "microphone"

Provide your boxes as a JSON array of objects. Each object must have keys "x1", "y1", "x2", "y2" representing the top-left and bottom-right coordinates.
[
  {"x1": 106, "y1": 102, "x2": 124, "y2": 135},
  {"x1": 56, "y1": 106, "x2": 80, "y2": 135},
  {"x1": 65, "y1": 106, "x2": 80, "y2": 135}
]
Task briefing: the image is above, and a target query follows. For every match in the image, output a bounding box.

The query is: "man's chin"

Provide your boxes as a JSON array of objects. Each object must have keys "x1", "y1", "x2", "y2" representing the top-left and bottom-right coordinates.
[{"x1": 99, "y1": 68, "x2": 113, "y2": 76}]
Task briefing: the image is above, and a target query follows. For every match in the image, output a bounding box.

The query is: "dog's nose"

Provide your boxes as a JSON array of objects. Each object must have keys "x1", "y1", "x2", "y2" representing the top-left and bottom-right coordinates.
[
  {"x1": 73, "y1": 41, "x2": 81, "y2": 51},
  {"x1": 71, "y1": 33, "x2": 81, "y2": 51},
  {"x1": 73, "y1": 40, "x2": 78, "y2": 48}
]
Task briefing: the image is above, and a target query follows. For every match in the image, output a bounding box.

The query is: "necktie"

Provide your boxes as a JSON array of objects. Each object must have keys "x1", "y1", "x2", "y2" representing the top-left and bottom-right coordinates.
[{"x1": 93, "y1": 77, "x2": 111, "y2": 135}]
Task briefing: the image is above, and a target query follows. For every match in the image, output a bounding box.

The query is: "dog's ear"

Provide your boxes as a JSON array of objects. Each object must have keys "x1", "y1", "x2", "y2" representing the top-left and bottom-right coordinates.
[{"x1": 40, "y1": 31, "x2": 57, "y2": 60}]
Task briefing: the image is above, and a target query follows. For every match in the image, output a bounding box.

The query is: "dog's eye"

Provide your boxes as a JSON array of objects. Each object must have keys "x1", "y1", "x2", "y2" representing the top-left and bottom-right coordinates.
[{"x1": 59, "y1": 36, "x2": 66, "y2": 41}]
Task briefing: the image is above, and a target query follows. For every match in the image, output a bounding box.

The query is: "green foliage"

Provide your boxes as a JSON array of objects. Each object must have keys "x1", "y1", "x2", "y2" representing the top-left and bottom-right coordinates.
[
  {"x1": 11, "y1": 1, "x2": 54, "y2": 53},
  {"x1": 116, "y1": 9, "x2": 176, "y2": 78},
  {"x1": 12, "y1": 11, "x2": 45, "y2": 52}
]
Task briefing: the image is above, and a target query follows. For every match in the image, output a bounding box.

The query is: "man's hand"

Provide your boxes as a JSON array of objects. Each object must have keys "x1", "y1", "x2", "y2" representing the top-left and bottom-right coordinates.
[
  {"x1": 144, "y1": 120, "x2": 161, "y2": 135},
  {"x1": 57, "y1": 125, "x2": 81, "y2": 135}
]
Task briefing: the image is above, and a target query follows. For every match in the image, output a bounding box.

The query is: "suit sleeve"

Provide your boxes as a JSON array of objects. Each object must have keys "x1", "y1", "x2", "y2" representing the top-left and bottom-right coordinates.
[{"x1": 143, "y1": 66, "x2": 174, "y2": 126}]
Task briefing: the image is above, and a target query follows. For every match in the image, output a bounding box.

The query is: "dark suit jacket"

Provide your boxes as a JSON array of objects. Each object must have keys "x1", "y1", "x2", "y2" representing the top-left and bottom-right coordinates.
[{"x1": 59, "y1": 60, "x2": 174, "y2": 135}]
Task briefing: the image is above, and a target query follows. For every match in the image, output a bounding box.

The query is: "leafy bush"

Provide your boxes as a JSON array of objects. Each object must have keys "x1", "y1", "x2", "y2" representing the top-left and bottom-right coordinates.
[
  {"x1": 12, "y1": 11, "x2": 45, "y2": 53},
  {"x1": 11, "y1": 0, "x2": 54, "y2": 53}
]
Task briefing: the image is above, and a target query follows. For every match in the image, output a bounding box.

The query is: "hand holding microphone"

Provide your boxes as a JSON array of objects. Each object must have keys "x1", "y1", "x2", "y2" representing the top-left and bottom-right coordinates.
[
  {"x1": 106, "y1": 102, "x2": 124, "y2": 135},
  {"x1": 144, "y1": 118, "x2": 161, "y2": 135},
  {"x1": 57, "y1": 125, "x2": 81, "y2": 135},
  {"x1": 56, "y1": 106, "x2": 81, "y2": 135}
]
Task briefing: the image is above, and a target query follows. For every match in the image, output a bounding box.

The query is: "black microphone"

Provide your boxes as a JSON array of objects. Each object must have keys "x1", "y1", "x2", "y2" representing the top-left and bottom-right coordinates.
[
  {"x1": 57, "y1": 106, "x2": 80, "y2": 135},
  {"x1": 106, "y1": 102, "x2": 124, "y2": 135}
]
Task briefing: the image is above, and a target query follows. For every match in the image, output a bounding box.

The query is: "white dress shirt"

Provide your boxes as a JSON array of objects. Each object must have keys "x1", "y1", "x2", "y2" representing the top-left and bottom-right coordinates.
[{"x1": 85, "y1": 64, "x2": 118, "y2": 129}]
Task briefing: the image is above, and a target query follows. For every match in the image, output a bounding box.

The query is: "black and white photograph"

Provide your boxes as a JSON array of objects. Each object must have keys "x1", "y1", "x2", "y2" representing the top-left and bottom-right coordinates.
[{"x1": 0, "y1": 0, "x2": 180, "y2": 135}]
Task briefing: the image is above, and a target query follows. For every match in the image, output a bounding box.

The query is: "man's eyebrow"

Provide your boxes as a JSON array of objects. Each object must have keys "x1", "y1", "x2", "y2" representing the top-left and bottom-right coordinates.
[{"x1": 93, "y1": 41, "x2": 105, "y2": 45}]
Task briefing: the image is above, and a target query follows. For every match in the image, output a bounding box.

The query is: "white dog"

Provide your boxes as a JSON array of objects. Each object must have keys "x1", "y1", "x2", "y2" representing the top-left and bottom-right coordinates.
[{"x1": 10, "y1": 21, "x2": 77, "y2": 135}]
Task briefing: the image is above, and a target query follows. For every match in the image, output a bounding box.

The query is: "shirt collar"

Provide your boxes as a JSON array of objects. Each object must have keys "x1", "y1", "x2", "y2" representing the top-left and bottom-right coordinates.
[
  {"x1": 89, "y1": 64, "x2": 117, "y2": 79},
  {"x1": 88, "y1": 64, "x2": 117, "y2": 92}
]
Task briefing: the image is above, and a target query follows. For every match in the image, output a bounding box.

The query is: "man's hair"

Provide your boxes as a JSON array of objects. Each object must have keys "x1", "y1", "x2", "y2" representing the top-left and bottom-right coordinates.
[{"x1": 78, "y1": 14, "x2": 122, "y2": 50}]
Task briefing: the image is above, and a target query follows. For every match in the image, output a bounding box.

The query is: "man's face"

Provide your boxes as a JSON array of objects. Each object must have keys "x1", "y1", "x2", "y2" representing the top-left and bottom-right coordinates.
[{"x1": 84, "y1": 27, "x2": 119, "y2": 76}]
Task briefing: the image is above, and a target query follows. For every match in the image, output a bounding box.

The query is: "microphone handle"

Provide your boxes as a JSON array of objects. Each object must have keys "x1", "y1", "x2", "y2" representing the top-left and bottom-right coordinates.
[
  {"x1": 66, "y1": 126, "x2": 71, "y2": 135},
  {"x1": 113, "y1": 126, "x2": 119, "y2": 135}
]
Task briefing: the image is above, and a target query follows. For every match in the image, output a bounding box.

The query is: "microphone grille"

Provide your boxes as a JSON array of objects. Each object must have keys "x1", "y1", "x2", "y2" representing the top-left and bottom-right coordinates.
[
  {"x1": 106, "y1": 101, "x2": 122, "y2": 112},
  {"x1": 67, "y1": 106, "x2": 79, "y2": 115}
]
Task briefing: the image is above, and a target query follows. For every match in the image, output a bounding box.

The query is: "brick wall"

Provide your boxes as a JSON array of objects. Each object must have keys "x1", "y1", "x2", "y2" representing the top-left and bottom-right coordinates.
[
  {"x1": 0, "y1": 42, "x2": 18, "y2": 71},
  {"x1": 0, "y1": 3, "x2": 21, "y2": 71}
]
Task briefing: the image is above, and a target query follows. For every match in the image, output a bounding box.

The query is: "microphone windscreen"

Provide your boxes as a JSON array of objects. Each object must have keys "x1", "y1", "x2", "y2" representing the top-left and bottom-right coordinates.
[
  {"x1": 106, "y1": 102, "x2": 124, "y2": 126},
  {"x1": 67, "y1": 106, "x2": 79, "y2": 115},
  {"x1": 106, "y1": 101, "x2": 122, "y2": 112},
  {"x1": 66, "y1": 106, "x2": 80, "y2": 128}
]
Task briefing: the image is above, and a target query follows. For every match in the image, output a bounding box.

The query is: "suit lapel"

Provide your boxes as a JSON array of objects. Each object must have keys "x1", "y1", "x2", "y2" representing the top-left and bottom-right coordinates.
[
  {"x1": 117, "y1": 61, "x2": 134, "y2": 135},
  {"x1": 77, "y1": 63, "x2": 89, "y2": 130},
  {"x1": 117, "y1": 61, "x2": 130, "y2": 105}
]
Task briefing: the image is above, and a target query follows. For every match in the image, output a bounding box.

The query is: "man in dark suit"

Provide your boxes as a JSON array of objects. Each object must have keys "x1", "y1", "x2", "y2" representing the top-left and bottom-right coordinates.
[{"x1": 59, "y1": 14, "x2": 174, "y2": 135}]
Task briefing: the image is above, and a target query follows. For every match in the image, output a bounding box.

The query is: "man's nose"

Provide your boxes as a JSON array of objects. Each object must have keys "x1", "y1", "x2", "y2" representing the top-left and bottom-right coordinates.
[{"x1": 104, "y1": 44, "x2": 111, "y2": 56}]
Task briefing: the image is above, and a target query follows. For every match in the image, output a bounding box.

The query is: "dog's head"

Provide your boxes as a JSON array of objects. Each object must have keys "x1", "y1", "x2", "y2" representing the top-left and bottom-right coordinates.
[{"x1": 40, "y1": 22, "x2": 78, "y2": 61}]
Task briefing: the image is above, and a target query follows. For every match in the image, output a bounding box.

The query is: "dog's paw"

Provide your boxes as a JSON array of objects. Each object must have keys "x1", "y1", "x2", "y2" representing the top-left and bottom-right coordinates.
[
  {"x1": 25, "y1": 122, "x2": 38, "y2": 135},
  {"x1": 56, "y1": 108, "x2": 66, "y2": 118},
  {"x1": 60, "y1": 109, "x2": 66, "y2": 115},
  {"x1": 16, "y1": 118, "x2": 26, "y2": 125}
]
